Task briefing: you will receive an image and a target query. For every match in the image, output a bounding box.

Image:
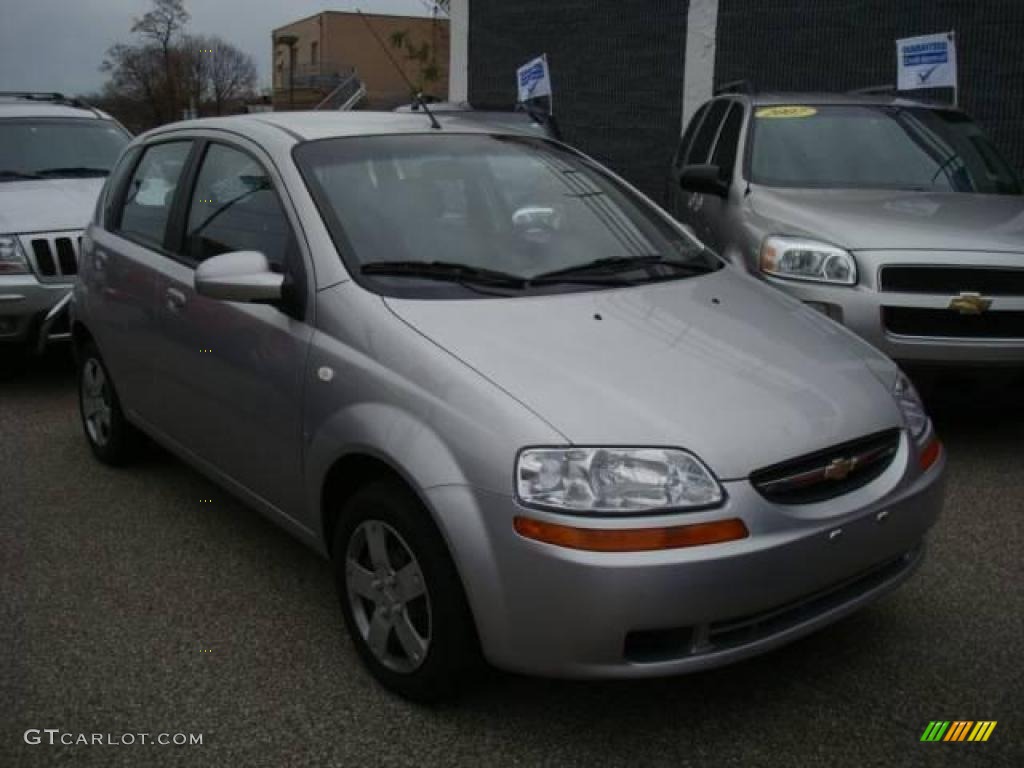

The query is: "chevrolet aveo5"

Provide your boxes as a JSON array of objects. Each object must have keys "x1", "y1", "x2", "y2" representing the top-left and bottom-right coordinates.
[{"x1": 71, "y1": 112, "x2": 945, "y2": 702}]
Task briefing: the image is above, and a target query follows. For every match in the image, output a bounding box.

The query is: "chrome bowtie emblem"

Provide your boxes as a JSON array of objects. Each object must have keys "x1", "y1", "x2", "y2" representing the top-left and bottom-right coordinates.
[
  {"x1": 948, "y1": 292, "x2": 992, "y2": 315},
  {"x1": 824, "y1": 457, "x2": 858, "y2": 481}
]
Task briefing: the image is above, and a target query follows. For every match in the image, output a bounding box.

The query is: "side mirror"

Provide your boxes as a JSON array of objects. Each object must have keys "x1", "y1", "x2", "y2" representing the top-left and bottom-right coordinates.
[
  {"x1": 678, "y1": 164, "x2": 730, "y2": 198},
  {"x1": 194, "y1": 251, "x2": 284, "y2": 303}
]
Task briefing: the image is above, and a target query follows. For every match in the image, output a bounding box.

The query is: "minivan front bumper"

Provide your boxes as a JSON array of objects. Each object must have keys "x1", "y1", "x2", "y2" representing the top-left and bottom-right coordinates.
[{"x1": 425, "y1": 435, "x2": 945, "y2": 679}]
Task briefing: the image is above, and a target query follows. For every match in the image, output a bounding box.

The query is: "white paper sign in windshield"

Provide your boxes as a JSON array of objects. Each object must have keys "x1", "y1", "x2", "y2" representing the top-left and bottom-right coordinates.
[
  {"x1": 517, "y1": 54, "x2": 552, "y2": 103},
  {"x1": 896, "y1": 32, "x2": 957, "y2": 91}
]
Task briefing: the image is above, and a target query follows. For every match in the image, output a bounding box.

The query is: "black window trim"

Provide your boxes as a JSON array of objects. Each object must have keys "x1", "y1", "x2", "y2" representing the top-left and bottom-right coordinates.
[
  {"x1": 709, "y1": 100, "x2": 745, "y2": 181},
  {"x1": 685, "y1": 97, "x2": 732, "y2": 166}
]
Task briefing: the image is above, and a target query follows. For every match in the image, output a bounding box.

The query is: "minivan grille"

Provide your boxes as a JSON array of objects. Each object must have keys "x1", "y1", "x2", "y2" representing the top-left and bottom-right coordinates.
[
  {"x1": 883, "y1": 307, "x2": 1024, "y2": 339},
  {"x1": 750, "y1": 429, "x2": 900, "y2": 505},
  {"x1": 28, "y1": 233, "x2": 82, "y2": 279},
  {"x1": 879, "y1": 266, "x2": 1024, "y2": 296}
]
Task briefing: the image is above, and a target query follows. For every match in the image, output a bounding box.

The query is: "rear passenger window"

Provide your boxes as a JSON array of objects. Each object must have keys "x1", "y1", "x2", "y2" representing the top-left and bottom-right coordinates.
[
  {"x1": 103, "y1": 146, "x2": 140, "y2": 227},
  {"x1": 118, "y1": 142, "x2": 192, "y2": 248},
  {"x1": 711, "y1": 103, "x2": 744, "y2": 178},
  {"x1": 686, "y1": 100, "x2": 729, "y2": 165},
  {"x1": 185, "y1": 144, "x2": 293, "y2": 268}
]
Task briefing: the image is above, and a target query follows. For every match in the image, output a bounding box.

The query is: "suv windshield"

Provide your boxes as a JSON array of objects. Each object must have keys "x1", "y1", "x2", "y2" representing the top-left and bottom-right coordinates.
[
  {"x1": 0, "y1": 118, "x2": 130, "y2": 180},
  {"x1": 750, "y1": 105, "x2": 1022, "y2": 195},
  {"x1": 295, "y1": 134, "x2": 718, "y2": 298}
]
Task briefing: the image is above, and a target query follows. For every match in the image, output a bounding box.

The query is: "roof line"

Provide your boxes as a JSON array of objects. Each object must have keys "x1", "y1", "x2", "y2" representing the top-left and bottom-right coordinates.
[{"x1": 271, "y1": 9, "x2": 439, "y2": 35}]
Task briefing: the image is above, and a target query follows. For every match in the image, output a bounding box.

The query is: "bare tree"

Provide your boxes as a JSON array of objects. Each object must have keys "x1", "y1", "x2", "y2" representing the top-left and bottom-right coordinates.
[
  {"x1": 205, "y1": 38, "x2": 258, "y2": 115},
  {"x1": 131, "y1": 0, "x2": 190, "y2": 118},
  {"x1": 101, "y1": 42, "x2": 166, "y2": 124}
]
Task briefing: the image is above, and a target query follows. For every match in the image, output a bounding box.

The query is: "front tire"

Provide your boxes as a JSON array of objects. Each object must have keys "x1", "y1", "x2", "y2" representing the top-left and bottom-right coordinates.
[
  {"x1": 77, "y1": 342, "x2": 138, "y2": 465},
  {"x1": 333, "y1": 481, "x2": 480, "y2": 704}
]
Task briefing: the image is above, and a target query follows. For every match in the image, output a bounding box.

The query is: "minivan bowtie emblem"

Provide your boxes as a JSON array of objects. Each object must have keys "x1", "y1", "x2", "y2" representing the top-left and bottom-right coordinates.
[
  {"x1": 948, "y1": 292, "x2": 992, "y2": 315},
  {"x1": 824, "y1": 457, "x2": 858, "y2": 481}
]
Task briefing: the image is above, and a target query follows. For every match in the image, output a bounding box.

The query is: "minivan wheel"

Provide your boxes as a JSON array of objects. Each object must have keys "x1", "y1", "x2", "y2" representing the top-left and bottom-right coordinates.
[
  {"x1": 78, "y1": 342, "x2": 137, "y2": 465},
  {"x1": 333, "y1": 481, "x2": 480, "y2": 704}
]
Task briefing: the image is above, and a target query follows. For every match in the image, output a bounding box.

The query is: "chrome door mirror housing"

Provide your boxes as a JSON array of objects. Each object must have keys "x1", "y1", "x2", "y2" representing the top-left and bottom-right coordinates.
[{"x1": 194, "y1": 251, "x2": 284, "y2": 302}]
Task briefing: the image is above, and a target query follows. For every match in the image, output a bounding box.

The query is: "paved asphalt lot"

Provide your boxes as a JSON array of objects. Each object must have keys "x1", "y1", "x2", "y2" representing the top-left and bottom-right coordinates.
[{"x1": 2, "y1": 352, "x2": 1022, "y2": 768}]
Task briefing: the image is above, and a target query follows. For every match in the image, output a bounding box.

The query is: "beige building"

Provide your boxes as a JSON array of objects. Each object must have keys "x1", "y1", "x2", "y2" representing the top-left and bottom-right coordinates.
[{"x1": 271, "y1": 11, "x2": 449, "y2": 111}]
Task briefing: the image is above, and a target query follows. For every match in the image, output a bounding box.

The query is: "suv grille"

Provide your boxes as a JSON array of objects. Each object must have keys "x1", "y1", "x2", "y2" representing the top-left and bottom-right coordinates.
[
  {"x1": 28, "y1": 234, "x2": 82, "y2": 279},
  {"x1": 883, "y1": 307, "x2": 1024, "y2": 339},
  {"x1": 879, "y1": 266, "x2": 1024, "y2": 295},
  {"x1": 750, "y1": 429, "x2": 900, "y2": 505}
]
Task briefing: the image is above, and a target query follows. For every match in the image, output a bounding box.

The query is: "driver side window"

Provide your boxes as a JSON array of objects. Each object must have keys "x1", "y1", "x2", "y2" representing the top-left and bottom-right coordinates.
[{"x1": 185, "y1": 143, "x2": 293, "y2": 270}]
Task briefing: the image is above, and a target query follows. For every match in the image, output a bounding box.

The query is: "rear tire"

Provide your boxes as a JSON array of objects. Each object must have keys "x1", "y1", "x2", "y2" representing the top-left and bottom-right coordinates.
[
  {"x1": 77, "y1": 342, "x2": 139, "y2": 465},
  {"x1": 333, "y1": 481, "x2": 481, "y2": 704}
]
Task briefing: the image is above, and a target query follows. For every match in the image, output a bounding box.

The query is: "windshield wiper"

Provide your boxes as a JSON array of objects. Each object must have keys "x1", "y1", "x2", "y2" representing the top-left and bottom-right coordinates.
[
  {"x1": 36, "y1": 166, "x2": 110, "y2": 178},
  {"x1": 0, "y1": 170, "x2": 43, "y2": 181},
  {"x1": 361, "y1": 261, "x2": 528, "y2": 292},
  {"x1": 530, "y1": 254, "x2": 715, "y2": 284}
]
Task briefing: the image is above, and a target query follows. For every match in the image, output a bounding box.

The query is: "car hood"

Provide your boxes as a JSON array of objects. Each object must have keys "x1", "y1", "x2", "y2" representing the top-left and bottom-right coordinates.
[
  {"x1": 0, "y1": 178, "x2": 105, "y2": 234},
  {"x1": 384, "y1": 270, "x2": 903, "y2": 479},
  {"x1": 750, "y1": 186, "x2": 1024, "y2": 253}
]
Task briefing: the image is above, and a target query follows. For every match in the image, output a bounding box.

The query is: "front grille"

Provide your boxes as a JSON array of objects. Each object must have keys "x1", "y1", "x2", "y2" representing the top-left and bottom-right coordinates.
[
  {"x1": 28, "y1": 234, "x2": 81, "y2": 279},
  {"x1": 879, "y1": 265, "x2": 1024, "y2": 296},
  {"x1": 750, "y1": 429, "x2": 900, "y2": 505},
  {"x1": 883, "y1": 307, "x2": 1024, "y2": 339}
]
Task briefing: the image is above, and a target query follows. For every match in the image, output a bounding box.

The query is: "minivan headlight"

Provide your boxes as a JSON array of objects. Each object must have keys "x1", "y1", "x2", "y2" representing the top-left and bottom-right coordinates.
[
  {"x1": 893, "y1": 374, "x2": 930, "y2": 442},
  {"x1": 516, "y1": 448, "x2": 724, "y2": 513},
  {"x1": 760, "y1": 236, "x2": 856, "y2": 285},
  {"x1": 0, "y1": 235, "x2": 29, "y2": 275}
]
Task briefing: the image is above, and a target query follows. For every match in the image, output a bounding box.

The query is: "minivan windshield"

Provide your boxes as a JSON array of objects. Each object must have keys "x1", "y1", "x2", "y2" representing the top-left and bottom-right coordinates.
[
  {"x1": 749, "y1": 105, "x2": 1022, "y2": 195},
  {"x1": 0, "y1": 118, "x2": 130, "y2": 181},
  {"x1": 295, "y1": 134, "x2": 719, "y2": 298}
]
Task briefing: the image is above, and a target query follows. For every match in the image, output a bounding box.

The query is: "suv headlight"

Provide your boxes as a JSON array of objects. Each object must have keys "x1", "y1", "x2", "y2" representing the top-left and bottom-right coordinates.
[
  {"x1": 760, "y1": 236, "x2": 856, "y2": 285},
  {"x1": 516, "y1": 447, "x2": 724, "y2": 513},
  {"x1": 0, "y1": 235, "x2": 29, "y2": 275},
  {"x1": 893, "y1": 374, "x2": 930, "y2": 442}
]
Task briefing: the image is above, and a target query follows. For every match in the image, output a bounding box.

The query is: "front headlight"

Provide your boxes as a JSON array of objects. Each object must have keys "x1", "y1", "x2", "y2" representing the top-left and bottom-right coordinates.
[
  {"x1": 516, "y1": 447, "x2": 724, "y2": 513},
  {"x1": 0, "y1": 235, "x2": 30, "y2": 275},
  {"x1": 760, "y1": 236, "x2": 856, "y2": 285},
  {"x1": 893, "y1": 374, "x2": 930, "y2": 442}
]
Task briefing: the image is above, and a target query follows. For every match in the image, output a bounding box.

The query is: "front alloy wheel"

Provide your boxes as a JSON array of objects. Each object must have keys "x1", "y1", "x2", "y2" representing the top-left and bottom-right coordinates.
[{"x1": 345, "y1": 521, "x2": 432, "y2": 673}]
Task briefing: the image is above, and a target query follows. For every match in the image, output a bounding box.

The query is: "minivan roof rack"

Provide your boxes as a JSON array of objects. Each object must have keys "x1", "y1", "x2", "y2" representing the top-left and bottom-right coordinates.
[
  {"x1": 715, "y1": 80, "x2": 755, "y2": 96},
  {"x1": 848, "y1": 85, "x2": 898, "y2": 95}
]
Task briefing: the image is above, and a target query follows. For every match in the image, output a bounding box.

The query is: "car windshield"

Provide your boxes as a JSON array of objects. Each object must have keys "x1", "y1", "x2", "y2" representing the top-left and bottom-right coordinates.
[
  {"x1": 294, "y1": 134, "x2": 718, "y2": 298},
  {"x1": 0, "y1": 118, "x2": 130, "y2": 180},
  {"x1": 749, "y1": 104, "x2": 1023, "y2": 194}
]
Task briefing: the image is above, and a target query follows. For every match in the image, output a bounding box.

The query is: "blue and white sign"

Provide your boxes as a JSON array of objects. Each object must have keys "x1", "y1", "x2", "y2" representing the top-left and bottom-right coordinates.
[
  {"x1": 897, "y1": 32, "x2": 957, "y2": 91},
  {"x1": 517, "y1": 54, "x2": 552, "y2": 103}
]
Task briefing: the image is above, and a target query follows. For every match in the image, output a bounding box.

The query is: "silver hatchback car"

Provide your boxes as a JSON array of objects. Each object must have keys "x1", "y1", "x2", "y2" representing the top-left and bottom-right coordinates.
[{"x1": 72, "y1": 112, "x2": 945, "y2": 702}]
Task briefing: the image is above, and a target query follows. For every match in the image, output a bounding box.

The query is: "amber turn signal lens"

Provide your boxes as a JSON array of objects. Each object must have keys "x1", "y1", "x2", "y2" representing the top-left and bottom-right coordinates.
[
  {"x1": 919, "y1": 437, "x2": 942, "y2": 471},
  {"x1": 513, "y1": 516, "x2": 749, "y2": 552}
]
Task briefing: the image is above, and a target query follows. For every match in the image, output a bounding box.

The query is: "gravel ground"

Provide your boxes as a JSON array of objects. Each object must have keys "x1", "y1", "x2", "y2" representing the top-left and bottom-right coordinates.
[{"x1": 2, "y1": 352, "x2": 1022, "y2": 768}]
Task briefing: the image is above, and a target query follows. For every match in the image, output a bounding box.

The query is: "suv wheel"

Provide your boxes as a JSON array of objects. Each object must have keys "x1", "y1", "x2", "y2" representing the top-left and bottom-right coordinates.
[
  {"x1": 78, "y1": 342, "x2": 138, "y2": 464},
  {"x1": 333, "y1": 482, "x2": 480, "y2": 703}
]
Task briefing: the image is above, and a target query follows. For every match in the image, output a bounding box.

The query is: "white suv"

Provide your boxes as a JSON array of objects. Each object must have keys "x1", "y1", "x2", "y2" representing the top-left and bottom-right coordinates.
[{"x1": 0, "y1": 92, "x2": 130, "y2": 353}]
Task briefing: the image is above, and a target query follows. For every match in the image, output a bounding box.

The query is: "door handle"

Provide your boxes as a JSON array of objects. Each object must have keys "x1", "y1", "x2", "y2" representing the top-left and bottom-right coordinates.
[
  {"x1": 165, "y1": 287, "x2": 187, "y2": 312},
  {"x1": 93, "y1": 251, "x2": 108, "y2": 270}
]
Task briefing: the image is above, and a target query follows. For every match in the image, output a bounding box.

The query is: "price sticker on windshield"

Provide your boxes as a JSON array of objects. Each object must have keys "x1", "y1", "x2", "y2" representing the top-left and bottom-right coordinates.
[{"x1": 755, "y1": 106, "x2": 818, "y2": 119}]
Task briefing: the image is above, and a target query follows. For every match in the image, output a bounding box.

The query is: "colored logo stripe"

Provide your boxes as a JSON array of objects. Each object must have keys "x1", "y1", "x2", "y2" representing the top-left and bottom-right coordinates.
[{"x1": 920, "y1": 721, "x2": 997, "y2": 742}]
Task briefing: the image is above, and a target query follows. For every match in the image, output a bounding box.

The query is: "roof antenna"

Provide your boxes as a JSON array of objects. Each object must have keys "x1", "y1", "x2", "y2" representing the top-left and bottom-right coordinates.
[{"x1": 356, "y1": 8, "x2": 441, "y2": 129}]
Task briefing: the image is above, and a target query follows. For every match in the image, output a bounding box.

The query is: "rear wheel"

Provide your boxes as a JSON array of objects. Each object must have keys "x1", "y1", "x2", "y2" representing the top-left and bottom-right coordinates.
[
  {"x1": 78, "y1": 342, "x2": 138, "y2": 465},
  {"x1": 333, "y1": 481, "x2": 480, "y2": 704}
]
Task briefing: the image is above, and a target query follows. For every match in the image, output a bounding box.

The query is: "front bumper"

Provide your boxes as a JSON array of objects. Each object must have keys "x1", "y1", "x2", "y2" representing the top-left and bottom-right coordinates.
[
  {"x1": 426, "y1": 431, "x2": 945, "y2": 679},
  {"x1": 0, "y1": 274, "x2": 72, "y2": 346},
  {"x1": 763, "y1": 250, "x2": 1024, "y2": 365}
]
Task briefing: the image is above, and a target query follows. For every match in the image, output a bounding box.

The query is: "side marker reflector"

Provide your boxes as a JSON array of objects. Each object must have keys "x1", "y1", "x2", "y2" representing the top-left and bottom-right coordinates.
[
  {"x1": 919, "y1": 437, "x2": 942, "y2": 471},
  {"x1": 513, "y1": 516, "x2": 749, "y2": 552}
]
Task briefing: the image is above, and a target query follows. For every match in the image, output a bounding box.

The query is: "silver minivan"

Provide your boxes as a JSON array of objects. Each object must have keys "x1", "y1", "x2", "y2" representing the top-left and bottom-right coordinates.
[
  {"x1": 669, "y1": 90, "x2": 1024, "y2": 366},
  {"x1": 72, "y1": 112, "x2": 944, "y2": 702}
]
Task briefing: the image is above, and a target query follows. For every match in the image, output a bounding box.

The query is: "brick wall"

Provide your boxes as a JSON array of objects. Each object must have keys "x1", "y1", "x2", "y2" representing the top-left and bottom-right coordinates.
[{"x1": 468, "y1": 1, "x2": 690, "y2": 201}]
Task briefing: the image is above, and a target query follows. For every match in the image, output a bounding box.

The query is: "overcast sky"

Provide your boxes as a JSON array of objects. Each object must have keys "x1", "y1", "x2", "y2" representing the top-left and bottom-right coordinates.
[{"x1": 0, "y1": 0, "x2": 434, "y2": 96}]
